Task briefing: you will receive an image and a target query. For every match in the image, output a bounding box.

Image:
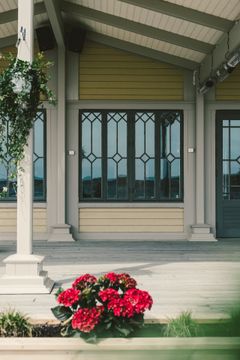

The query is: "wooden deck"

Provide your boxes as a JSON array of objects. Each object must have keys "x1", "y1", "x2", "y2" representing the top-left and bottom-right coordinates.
[{"x1": 0, "y1": 240, "x2": 240, "y2": 322}]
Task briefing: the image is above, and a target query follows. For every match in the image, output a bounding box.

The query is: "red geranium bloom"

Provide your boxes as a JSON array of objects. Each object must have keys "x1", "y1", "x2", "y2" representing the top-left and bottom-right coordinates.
[
  {"x1": 72, "y1": 274, "x2": 97, "y2": 290},
  {"x1": 108, "y1": 297, "x2": 134, "y2": 318},
  {"x1": 124, "y1": 288, "x2": 153, "y2": 314},
  {"x1": 57, "y1": 288, "x2": 80, "y2": 307},
  {"x1": 104, "y1": 272, "x2": 119, "y2": 284},
  {"x1": 118, "y1": 273, "x2": 137, "y2": 289},
  {"x1": 72, "y1": 307, "x2": 102, "y2": 333},
  {"x1": 99, "y1": 288, "x2": 119, "y2": 302}
]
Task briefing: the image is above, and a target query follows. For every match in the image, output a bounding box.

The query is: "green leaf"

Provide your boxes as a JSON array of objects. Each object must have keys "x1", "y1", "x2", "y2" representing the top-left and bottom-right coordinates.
[
  {"x1": 51, "y1": 306, "x2": 72, "y2": 322},
  {"x1": 115, "y1": 326, "x2": 132, "y2": 337},
  {"x1": 54, "y1": 287, "x2": 64, "y2": 299},
  {"x1": 85, "y1": 333, "x2": 97, "y2": 343}
]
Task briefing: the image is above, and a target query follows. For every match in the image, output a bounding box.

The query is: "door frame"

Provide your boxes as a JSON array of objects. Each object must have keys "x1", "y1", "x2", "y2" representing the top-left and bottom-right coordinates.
[{"x1": 215, "y1": 109, "x2": 240, "y2": 238}]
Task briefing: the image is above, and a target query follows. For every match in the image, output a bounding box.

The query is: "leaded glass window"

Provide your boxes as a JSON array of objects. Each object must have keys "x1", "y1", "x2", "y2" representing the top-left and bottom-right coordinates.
[
  {"x1": 80, "y1": 110, "x2": 183, "y2": 202},
  {"x1": 0, "y1": 110, "x2": 46, "y2": 201}
]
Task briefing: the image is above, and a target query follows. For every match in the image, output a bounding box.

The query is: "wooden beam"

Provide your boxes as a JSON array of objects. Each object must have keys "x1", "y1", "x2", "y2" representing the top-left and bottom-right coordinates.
[
  {"x1": 0, "y1": 35, "x2": 16, "y2": 49},
  {"x1": 61, "y1": 1, "x2": 213, "y2": 54},
  {"x1": 43, "y1": 0, "x2": 65, "y2": 47},
  {"x1": 87, "y1": 32, "x2": 198, "y2": 70},
  {"x1": 119, "y1": 0, "x2": 233, "y2": 32},
  {"x1": 0, "y1": 2, "x2": 46, "y2": 24},
  {"x1": 200, "y1": 20, "x2": 240, "y2": 82}
]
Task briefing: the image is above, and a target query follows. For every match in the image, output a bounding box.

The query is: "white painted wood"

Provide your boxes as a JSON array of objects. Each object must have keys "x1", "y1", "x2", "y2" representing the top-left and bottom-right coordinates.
[
  {"x1": 0, "y1": 0, "x2": 54, "y2": 294},
  {"x1": 0, "y1": 337, "x2": 239, "y2": 360}
]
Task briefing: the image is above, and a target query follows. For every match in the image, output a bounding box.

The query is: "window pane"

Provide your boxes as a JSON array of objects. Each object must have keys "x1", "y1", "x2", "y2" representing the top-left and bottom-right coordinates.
[
  {"x1": 230, "y1": 127, "x2": 240, "y2": 160},
  {"x1": 159, "y1": 111, "x2": 182, "y2": 200},
  {"x1": 134, "y1": 112, "x2": 155, "y2": 200},
  {"x1": 81, "y1": 112, "x2": 102, "y2": 199},
  {"x1": 0, "y1": 111, "x2": 46, "y2": 201},
  {"x1": 107, "y1": 112, "x2": 127, "y2": 200}
]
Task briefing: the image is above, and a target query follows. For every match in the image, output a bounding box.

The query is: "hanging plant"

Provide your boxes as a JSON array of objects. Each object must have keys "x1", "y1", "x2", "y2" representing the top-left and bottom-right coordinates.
[
  {"x1": 0, "y1": 52, "x2": 56, "y2": 196},
  {"x1": 0, "y1": 52, "x2": 55, "y2": 161}
]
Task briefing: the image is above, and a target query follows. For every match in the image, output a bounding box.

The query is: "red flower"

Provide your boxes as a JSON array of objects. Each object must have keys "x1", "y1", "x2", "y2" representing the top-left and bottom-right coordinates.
[
  {"x1": 72, "y1": 274, "x2": 97, "y2": 290},
  {"x1": 99, "y1": 288, "x2": 119, "y2": 302},
  {"x1": 57, "y1": 288, "x2": 80, "y2": 307},
  {"x1": 72, "y1": 307, "x2": 102, "y2": 333},
  {"x1": 124, "y1": 288, "x2": 153, "y2": 314},
  {"x1": 104, "y1": 272, "x2": 119, "y2": 284},
  {"x1": 118, "y1": 273, "x2": 137, "y2": 289},
  {"x1": 108, "y1": 298, "x2": 134, "y2": 318}
]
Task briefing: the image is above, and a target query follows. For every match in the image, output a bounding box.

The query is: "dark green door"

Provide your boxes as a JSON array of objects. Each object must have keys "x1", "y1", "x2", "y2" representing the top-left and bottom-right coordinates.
[{"x1": 216, "y1": 110, "x2": 240, "y2": 237}]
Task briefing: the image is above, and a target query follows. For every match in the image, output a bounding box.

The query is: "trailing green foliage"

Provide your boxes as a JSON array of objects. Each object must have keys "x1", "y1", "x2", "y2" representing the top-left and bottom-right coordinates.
[
  {"x1": 163, "y1": 311, "x2": 199, "y2": 337},
  {"x1": 0, "y1": 309, "x2": 32, "y2": 337},
  {"x1": 0, "y1": 52, "x2": 55, "y2": 195}
]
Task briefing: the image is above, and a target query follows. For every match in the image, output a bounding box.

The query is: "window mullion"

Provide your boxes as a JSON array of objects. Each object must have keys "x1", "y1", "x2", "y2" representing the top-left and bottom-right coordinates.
[
  {"x1": 128, "y1": 110, "x2": 135, "y2": 201},
  {"x1": 102, "y1": 111, "x2": 108, "y2": 201},
  {"x1": 155, "y1": 111, "x2": 160, "y2": 201}
]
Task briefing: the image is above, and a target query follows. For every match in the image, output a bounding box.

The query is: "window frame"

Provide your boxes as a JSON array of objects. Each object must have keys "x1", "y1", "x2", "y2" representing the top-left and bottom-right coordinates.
[{"x1": 79, "y1": 109, "x2": 184, "y2": 203}]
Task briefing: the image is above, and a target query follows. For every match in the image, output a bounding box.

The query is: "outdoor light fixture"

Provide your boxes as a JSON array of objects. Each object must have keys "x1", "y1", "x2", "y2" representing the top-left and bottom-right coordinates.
[
  {"x1": 199, "y1": 77, "x2": 215, "y2": 94},
  {"x1": 226, "y1": 49, "x2": 240, "y2": 68}
]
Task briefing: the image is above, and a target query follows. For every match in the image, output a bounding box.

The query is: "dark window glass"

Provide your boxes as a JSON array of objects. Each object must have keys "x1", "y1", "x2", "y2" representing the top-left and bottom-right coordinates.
[
  {"x1": 79, "y1": 110, "x2": 183, "y2": 202},
  {"x1": 0, "y1": 110, "x2": 46, "y2": 201},
  {"x1": 222, "y1": 119, "x2": 240, "y2": 200}
]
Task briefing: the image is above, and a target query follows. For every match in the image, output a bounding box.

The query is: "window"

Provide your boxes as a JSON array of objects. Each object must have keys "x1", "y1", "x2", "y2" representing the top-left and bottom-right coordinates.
[
  {"x1": 0, "y1": 110, "x2": 46, "y2": 201},
  {"x1": 79, "y1": 110, "x2": 183, "y2": 202}
]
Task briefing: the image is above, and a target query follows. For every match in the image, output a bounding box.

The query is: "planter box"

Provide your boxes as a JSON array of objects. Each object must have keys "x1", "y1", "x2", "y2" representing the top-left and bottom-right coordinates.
[{"x1": 0, "y1": 337, "x2": 240, "y2": 360}]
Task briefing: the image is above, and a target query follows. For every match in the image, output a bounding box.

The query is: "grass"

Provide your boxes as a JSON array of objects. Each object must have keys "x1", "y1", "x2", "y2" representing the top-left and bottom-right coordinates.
[
  {"x1": 0, "y1": 309, "x2": 32, "y2": 337},
  {"x1": 162, "y1": 311, "x2": 199, "y2": 337}
]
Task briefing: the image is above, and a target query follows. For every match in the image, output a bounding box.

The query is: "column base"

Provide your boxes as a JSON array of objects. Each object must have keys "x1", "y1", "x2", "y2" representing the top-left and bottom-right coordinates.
[
  {"x1": 48, "y1": 224, "x2": 74, "y2": 241},
  {"x1": 189, "y1": 224, "x2": 217, "y2": 241},
  {"x1": 0, "y1": 254, "x2": 54, "y2": 294}
]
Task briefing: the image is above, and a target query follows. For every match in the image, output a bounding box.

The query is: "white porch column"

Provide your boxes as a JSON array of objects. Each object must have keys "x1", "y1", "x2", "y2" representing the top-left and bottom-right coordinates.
[
  {"x1": 189, "y1": 89, "x2": 216, "y2": 241},
  {"x1": 0, "y1": 0, "x2": 54, "y2": 293},
  {"x1": 48, "y1": 47, "x2": 73, "y2": 241}
]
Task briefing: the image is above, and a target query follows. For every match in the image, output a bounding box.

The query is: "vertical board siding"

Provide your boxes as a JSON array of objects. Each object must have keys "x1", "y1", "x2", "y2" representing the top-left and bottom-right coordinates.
[
  {"x1": 216, "y1": 65, "x2": 240, "y2": 100},
  {"x1": 79, "y1": 208, "x2": 184, "y2": 233},
  {"x1": 0, "y1": 208, "x2": 47, "y2": 233},
  {"x1": 79, "y1": 41, "x2": 184, "y2": 100}
]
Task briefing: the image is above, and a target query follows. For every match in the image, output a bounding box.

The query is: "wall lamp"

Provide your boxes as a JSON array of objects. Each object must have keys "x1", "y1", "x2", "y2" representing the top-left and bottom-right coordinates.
[{"x1": 198, "y1": 47, "x2": 240, "y2": 94}]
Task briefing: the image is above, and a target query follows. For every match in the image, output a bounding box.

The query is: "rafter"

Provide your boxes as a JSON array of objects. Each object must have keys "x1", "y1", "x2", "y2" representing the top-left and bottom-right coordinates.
[
  {"x1": 119, "y1": 0, "x2": 233, "y2": 32},
  {"x1": 0, "y1": 35, "x2": 16, "y2": 49},
  {"x1": 61, "y1": 1, "x2": 213, "y2": 54},
  {"x1": 200, "y1": 20, "x2": 240, "y2": 82},
  {"x1": 0, "y1": 2, "x2": 46, "y2": 25},
  {"x1": 87, "y1": 32, "x2": 198, "y2": 70},
  {"x1": 43, "y1": 0, "x2": 65, "y2": 47}
]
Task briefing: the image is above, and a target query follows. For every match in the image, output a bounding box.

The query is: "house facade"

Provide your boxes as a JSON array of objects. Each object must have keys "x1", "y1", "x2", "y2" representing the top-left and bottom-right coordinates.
[{"x1": 0, "y1": 0, "x2": 240, "y2": 243}]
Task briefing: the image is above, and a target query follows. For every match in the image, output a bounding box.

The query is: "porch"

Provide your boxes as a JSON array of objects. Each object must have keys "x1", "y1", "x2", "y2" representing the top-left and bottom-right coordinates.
[{"x1": 0, "y1": 239, "x2": 240, "y2": 322}]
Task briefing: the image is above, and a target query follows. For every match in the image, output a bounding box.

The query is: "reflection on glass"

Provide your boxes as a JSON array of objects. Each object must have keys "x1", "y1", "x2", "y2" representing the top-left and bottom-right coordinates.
[
  {"x1": 230, "y1": 127, "x2": 240, "y2": 160},
  {"x1": 223, "y1": 120, "x2": 229, "y2": 126},
  {"x1": 81, "y1": 112, "x2": 102, "y2": 199},
  {"x1": 230, "y1": 120, "x2": 240, "y2": 126},
  {"x1": 222, "y1": 160, "x2": 229, "y2": 197},
  {"x1": 222, "y1": 127, "x2": 229, "y2": 160},
  {"x1": 0, "y1": 111, "x2": 46, "y2": 201},
  {"x1": 160, "y1": 112, "x2": 181, "y2": 200},
  {"x1": 107, "y1": 112, "x2": 127, "y2": 199},
  {"x1": 134, "y1": 112, "x2": 155, "y2": 200}
]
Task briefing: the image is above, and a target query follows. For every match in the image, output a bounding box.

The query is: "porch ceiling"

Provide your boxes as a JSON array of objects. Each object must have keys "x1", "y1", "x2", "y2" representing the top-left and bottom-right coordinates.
[{"x1": 0, "y1": 0, "x2": 239, "y2": 75}]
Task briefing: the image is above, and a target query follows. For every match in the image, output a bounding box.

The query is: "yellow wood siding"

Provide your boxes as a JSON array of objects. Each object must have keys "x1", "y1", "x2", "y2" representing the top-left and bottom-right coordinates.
[
  {"x1": 79, "y1": 41, "x2": 184, "y2": 100},
  {"x1": 79, "y1": 208, "x2": 184, "y2": 233},
  {"x1": 216, "y1": 65, "x2": 240, "y2": 100},
  {"x1": 0, "y1": 208, "x2": 47, "y2": 233}
]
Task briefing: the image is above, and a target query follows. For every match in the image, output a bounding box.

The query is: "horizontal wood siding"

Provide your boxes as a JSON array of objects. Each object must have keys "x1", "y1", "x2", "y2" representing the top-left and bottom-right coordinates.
[
  {"x1": 0, "y1": 208, "x2": 47, "y2": 233},
  {"x1": 216, "y1": 65, "x2": 240, "y2": 100},
  {"x1": 79, "y1": 41, "x2": 184, "y2": 100},
  {"x1": 79, "y1": 208, "x2": 184, "y2": 233}
]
